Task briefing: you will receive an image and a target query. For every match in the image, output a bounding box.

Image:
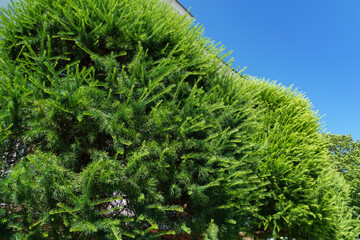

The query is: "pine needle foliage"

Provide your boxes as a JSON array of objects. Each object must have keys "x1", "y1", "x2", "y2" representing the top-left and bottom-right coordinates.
[
  {"x1": 0, "y1": 0, "x2": 356, "y2": 239},
  {"x1": 238, "y1": 79, "x2": 358, "y2": 239},
  {"x1": 0, "y1": 0, "x2": 263, "y2": 239}
]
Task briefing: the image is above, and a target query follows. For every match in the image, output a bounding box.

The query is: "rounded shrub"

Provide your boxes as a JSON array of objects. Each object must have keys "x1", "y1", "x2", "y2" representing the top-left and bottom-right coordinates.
[
  {"x1": 0, "y1": 0, "x2": 356, "y2": 239},
  {"x1": 240, "y1": 79, "x2": 358, "y2": 239},
  {"x1": 0, "y1": 0, "x2": 262, "y2": 239}
]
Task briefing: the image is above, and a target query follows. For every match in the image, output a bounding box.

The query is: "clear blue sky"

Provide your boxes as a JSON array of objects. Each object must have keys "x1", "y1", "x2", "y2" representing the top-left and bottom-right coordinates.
[
  {"x1": 0, "y1": 0, "x2": 359, "y2": 140},
  {"x1": 179, "y1": 0, "x2": 360, "y2": 141}
]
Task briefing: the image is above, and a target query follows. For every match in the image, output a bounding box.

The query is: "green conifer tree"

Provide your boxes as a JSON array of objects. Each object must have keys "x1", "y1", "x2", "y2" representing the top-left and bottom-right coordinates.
[
  {"x1": 0, "y1": 0, "x2": 264, "y2": 239},
  {"x1": 238, "y1": 80, "x2": 359, "y2": 239},
  {"x1": 0, "y1": 0, "x2": 356, "y2": 239}
]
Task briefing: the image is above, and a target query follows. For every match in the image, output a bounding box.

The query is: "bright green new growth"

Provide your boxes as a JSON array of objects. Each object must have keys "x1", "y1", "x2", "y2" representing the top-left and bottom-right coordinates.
[
  {"x1": 242, "y1": 80, "x2": 358, "y2": 239},
  {"x1": 0, "y1": 0, "x2": 356, "y2": 239}
]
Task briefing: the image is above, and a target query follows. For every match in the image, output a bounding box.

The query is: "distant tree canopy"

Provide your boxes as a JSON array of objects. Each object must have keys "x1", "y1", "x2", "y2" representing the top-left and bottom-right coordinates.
[
  {"x1": 329, "y1": 134, "x2": 360, "y2": 218},
  {"x1": 0, "y1": 0, "x2": 357, "y2": 239}
]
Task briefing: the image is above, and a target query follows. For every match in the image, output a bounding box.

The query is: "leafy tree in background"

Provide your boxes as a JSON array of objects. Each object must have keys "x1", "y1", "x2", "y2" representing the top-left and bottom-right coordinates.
[
  {"x1": 0, "y1": 0, "x2": 357, "y2": 239},
  {"x1": 329, "y1": 134, "x2": 360, "y2": 217}
]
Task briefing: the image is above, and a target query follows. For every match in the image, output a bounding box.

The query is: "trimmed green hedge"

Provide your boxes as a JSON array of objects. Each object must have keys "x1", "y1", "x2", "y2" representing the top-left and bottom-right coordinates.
[{"x1": 0, "y1": 0, "x2": 357, "y2": 239}]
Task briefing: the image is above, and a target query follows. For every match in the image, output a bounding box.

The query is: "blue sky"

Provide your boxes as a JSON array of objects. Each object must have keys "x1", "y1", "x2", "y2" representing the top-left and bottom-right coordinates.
[
  {"x1": 0, "y1": 0, "x2": 359, "y2": 140},
  {"x1": 179, "y1": 0, "x2": 360, "y2": 141}
]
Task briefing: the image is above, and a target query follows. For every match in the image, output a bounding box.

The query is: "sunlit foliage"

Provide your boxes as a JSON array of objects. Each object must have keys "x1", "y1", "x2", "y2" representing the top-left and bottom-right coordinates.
[{"x1": 0, "y1": 0, "x2": 357, "y2": 239}]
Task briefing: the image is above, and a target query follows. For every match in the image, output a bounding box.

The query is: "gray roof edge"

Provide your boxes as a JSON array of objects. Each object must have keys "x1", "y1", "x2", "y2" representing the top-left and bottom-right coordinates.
[{"x1": 174, "y1": 0, "x2": 194, "y2": 18}]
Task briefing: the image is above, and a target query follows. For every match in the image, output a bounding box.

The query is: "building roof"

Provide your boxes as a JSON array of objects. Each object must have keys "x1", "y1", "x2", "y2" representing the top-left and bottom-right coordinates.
[{"x1": 165, "y1": 0, "x2": 194, "y2": 18}]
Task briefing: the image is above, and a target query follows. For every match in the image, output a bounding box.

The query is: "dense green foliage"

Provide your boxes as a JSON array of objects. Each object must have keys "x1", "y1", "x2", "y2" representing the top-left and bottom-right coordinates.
[
  {"x1": 329, "y1": 134, "x2": 360, "y2": 218},
  {"x1": 0, "y1": 0, "x2": 263, "y2": 238},
  {"x1": 0, "y1": 0, "x2": 357, "y2": 239},
  {"x1": 239, "y1": 81, "x2": 358, "y2": 240}
]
